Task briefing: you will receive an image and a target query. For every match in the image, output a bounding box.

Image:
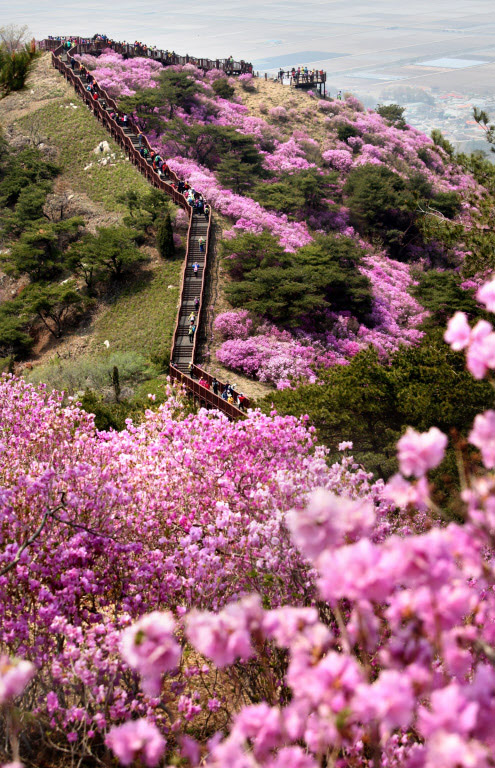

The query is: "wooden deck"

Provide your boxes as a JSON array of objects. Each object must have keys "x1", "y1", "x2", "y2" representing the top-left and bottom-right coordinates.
[
  {"x1": 277, "y1": 69, "x2": 327, "y2": 96},
  {"x1": 43, "y1": 37, "x2": 252, "y2": 76},
  {"x1": 50, "y1": 40, "x2": 248, "y2": 420}
]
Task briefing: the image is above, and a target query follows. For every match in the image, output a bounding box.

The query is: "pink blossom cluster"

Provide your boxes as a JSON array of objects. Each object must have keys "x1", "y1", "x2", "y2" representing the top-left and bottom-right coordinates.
[
  {"x1": 215, "y1": 255, "x2": 426, "y2": 385},
  {"x1": 14, "y1": 298, "x2": 495, "y2": 768},
  {"x1": 216, "y1": 326, "x2": 334, "y2": 388},
  {"x1": 75, "y1": 50, "x2": 162, "y2": 96},
  {"x1": 262, "y1": 138, "x2": 315, "y2": 174},
  {"x1": 322, "y1": 148, "x2": 354, "y2": 172},
  {"x1": 108, "y1": 295, "x2": 495, "y2": 766},
  {"x1": 0, "y1": 655, "x2": 35, "y2": 704},
  {"x1": 444, "y1": 279, "x2": 495, "y2": 379},
  {"x1": 357, "y1": 253, "x2": 427, "y2": 356},
  {"x1": 165, "y1": 156, "x2": 312, "y2": 251},
  {"x1": 0, "y1": 374, "x2": 391, "y2": 760},
  {"x1": 317, "y1": 99, "x2": 334, "y2": 112},
  {"x1": 213, "y1": 310, "x2": 253, "y2": 340},
  {"x1": 74, "y1": 49, "x2": 484, "y2": 385},
  {"x1": 268, "y1": 106, "x2": 288, "y2": 121}
]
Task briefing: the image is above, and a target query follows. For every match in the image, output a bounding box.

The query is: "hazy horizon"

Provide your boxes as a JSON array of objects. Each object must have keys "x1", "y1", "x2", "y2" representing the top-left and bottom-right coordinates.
[
  {"x1": 3, "y1": 0, "x2": 495, "y2": 75},
  {"x1": 2, "y1": 0, "x2": 495, "y2": 148}
]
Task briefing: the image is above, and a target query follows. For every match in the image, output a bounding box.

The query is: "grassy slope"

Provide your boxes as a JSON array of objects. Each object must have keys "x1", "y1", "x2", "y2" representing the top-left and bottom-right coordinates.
[
  {"x1": 18, "y1": 98, "x2": 151, "y2": 212},
  {"x1": 0, "y1": 53, "x2": 181, "y2": 382},
  {"x1": 93, "y1": 261, "x2": 180, "y2": 363}
]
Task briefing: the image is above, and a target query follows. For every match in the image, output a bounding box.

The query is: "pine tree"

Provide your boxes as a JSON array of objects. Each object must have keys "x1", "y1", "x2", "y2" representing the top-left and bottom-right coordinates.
[{"x1": 156, "y1": 213, "x2": 175, "y2": 259}]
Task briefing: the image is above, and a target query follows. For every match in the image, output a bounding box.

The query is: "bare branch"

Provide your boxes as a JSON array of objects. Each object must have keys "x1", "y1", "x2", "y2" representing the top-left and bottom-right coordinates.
[
  {"x1": 417, "y1": 202, "x2": 495, "y2": 234},
  {"x1": 0, "y1": 24, "x2": 30, "y2": 53},
  {"x1": 0, "y1": 493, "x2": 66, "y2": 576}
]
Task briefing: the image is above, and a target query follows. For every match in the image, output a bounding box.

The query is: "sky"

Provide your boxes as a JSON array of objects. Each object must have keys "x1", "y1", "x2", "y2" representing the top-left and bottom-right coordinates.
[{"x1": 3, "y1": 0, "x2": 494, "y2": 75}]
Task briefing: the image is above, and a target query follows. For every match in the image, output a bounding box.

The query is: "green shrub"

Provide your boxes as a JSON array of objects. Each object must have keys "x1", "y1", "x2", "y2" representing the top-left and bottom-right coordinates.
[
  {"x1": 4, "y1": 217, "x2": 82, "y2": 280},
  {"x1": 337, "y1": 123, "x2": 358, "y2": 143},
  {"x1": 0, "y1": 45, "x2": 38, "y2": 96},
  {"x1": 431, "y1": 191, "x2": 462, "y2": 219},
  {"x1": 222, "y1": 232, "x2": 373, "y2": 327},
  {"x1": 212, "y1": 78, "x2": 235, "y2": 99},
  {"x1": 27, "y1": 351, "x2": 158, "y2": 396},
  {"x1": 259, "y1": 333, "x2": 495, "y2": 485},
  {"x1": 412, "y1": 271, "x2": 481, "y2": 327},
  {"x1": 376, "y1": 103, "x2": 406, "y2": 128}
]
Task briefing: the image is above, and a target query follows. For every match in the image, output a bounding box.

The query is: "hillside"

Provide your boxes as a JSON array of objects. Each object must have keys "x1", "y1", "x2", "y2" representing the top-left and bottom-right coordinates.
[
  {"x1": 0, "y1": 53, "x2": 183, "y2": 414},
  {"x1": 4, "y1": 37, "x2": 495, "y2": 768},
  {"x1": 74, "y1": 48, "x2": 493, "y2": 393},
  {"x1": 2, "y1": 50, "x2": 492, "y2": 408}
]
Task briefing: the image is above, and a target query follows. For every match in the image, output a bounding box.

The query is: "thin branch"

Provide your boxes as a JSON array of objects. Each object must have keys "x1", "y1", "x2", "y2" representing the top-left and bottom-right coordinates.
[
  {"x1": 0, "y1": 494, "x2": 66, "y2": 576},
  {"x1": 51, "y1": 512, "x2": 120, "y2": 543},
  {"x1": 417, "y1": 202, "x2": 495, "y2": 233}
]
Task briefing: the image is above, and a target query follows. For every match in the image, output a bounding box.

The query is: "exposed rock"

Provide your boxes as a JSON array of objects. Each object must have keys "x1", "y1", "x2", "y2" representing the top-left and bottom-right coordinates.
[{"x1": 94, "y1": 140, "x2": 111, "y2": 155}]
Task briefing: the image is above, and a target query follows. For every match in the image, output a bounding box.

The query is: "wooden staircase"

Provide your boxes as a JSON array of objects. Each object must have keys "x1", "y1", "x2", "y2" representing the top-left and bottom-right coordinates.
[{"x1": 51, "y1": 42, "x2": 248, "y2": 419}]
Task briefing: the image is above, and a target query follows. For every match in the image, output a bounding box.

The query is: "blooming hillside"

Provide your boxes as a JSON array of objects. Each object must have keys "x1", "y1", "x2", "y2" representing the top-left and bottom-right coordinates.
[
  {"x1": 5, "y1": 275, "x2": 495, "y2": 766},
  {"x1": 78, "y1": 50, "x2": 485, "y2": 387}
]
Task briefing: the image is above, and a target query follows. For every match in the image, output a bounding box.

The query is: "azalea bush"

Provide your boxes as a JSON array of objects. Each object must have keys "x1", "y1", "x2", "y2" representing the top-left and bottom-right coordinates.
[
  {"x1": 5, "y1": 279, "x2": 495, "y2": 767},
  {"x1": 213, "y1": 310, "x2": 253, "y2": 340},
  {"x1": 75, "y1": 49, "x2": 163, "y2": 96},
  {"x1": 0, "y1": 373, "x2": 389, "y2": 763},
  {"x1": 102, "y1": 277, "x2": 495, "y2": 767}
]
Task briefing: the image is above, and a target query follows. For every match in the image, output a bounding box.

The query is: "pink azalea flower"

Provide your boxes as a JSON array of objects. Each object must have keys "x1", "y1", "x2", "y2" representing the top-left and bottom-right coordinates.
[
  {"x1": 0, "y1": 656, "x2": 35, "y2": 704},
  {"x1": 397, "y1": 427, "x2": 448, "y2": 477},
  {"x1": 105, "y1": 719, "x2": 166, "y2": 767},
  {"x1": 120, "y1": 611, "x2": 181, "y2": 696},
  {"x1": 444, "y1": 312, "x2": 471, "y2": 351},
  {"x1": 477, "y1": 278, "x2": 495, "y2": 312},
  {"x1": 383, "y1": 473, "x2": 430, "y2": 510},
  {"x1": 425, "y1": 732, "x2": 489, "y2": 768},
  {"x1": 287, "y1": 489, "x2": 375, "y2": 560},
  {"x1": 469, "y1": 411, "x2": 495, "y2": 468},
  {"x1": 186, "y1": 595, "x2": 262, "y2": 667},
  {"x1": 353, "y1": 670, "x2": 414, "y2": 732},
  {"x1": 466, "y1": 323, "x2": 495, "y2": 379}
]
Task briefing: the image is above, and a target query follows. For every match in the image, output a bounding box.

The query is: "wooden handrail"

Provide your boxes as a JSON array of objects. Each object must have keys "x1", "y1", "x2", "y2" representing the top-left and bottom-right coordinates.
[
  {"x1": 191, "y1": 215, "x2": 212, "y2": 362},
  {"x1": 189, "y1": 364, "x2": 251, "y2": 410},
  {"x1": 170, "y1": 210, "x2": 195, "y2": 361},
  {"x1": 51, "y1": 41, "x2": 244, "y2": 420},
  {"x1": 170, "y1": 365, "x2": 246, "y2": 419},
  {"x1": 42, "y1": 37, "x2": 253, "y2": 75}
]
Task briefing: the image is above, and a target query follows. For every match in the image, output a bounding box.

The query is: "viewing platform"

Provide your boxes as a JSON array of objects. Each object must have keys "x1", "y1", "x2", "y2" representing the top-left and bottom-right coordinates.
[{"x1": 277, "y1": 69, "x2": 327, "y2": 97}]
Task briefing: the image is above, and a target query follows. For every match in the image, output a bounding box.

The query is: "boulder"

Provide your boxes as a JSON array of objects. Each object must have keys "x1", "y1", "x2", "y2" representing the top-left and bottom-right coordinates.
[{"x1": 93, "y1": 140, "x2": 111, "y2": 155}]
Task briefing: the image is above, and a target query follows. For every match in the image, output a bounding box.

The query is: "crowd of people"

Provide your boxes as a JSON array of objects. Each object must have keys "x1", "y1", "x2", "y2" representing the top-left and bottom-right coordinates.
[
  {"x1": 44, "y1": 35, "x2": 252, "y2": 74},
  {"x1": 193, "y1": 373, "x2": 248, "y2": 411},
  {"x1": 278, "y1": 66, "x2": 326, "y2": 84},
  {"x1": 63, "y1": 50, "x2": 212, "y2": 217}
]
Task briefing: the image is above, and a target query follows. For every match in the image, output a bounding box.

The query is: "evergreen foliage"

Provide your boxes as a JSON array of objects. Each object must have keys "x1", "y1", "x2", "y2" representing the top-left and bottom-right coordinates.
[
  {"x1": 212, "y1": 78, "x2": 235, "y2": 99},
  {"x1": 260, "y1": 332, "x2": 495, "y2": 480},
  {"x1": 376, "y1": 103, "x2": 406, "y2": 128},
  {"x1": 66, "y1": 226, "x2": 146, "y2": 282},
  {"x1": 119, "y1": 69, "x2": 204, "y2": 132},
  {"x1": 0, "y1": 43, "x2": 38, "y2": 96},
  {"x1": 412, "y1": 272, "x2": 482, "y2": 327},
  {"x1": 21, "y1": 281, "x2": 92, "y2": 338},
  {"x1": 4, "y1": 217, "x2": 83, "y2": 280},
  {"x1": 156, "y1": 213, "x2": 175, "y2": 259},
  {"x1": 222, "y1": 232, "x2": 373, "y2": 327}
]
